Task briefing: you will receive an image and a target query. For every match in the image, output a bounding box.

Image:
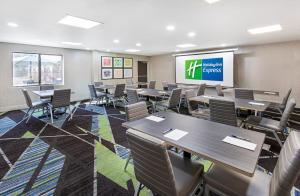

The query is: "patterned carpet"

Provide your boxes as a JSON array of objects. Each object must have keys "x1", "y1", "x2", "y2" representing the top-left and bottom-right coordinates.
[{"x1": 0, "y1": 102, "x2": 299, "y2": 195}]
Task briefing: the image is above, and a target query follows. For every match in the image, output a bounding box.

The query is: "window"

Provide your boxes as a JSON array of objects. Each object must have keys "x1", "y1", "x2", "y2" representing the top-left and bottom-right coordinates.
[{"x1": 13, "y1": 53, "x2": 63, "y2": 86}]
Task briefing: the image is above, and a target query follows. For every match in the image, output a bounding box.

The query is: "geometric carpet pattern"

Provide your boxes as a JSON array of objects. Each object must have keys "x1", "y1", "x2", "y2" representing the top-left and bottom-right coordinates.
[{"x1": 0, "y1": 102, "x2": 299, "y2": 195}]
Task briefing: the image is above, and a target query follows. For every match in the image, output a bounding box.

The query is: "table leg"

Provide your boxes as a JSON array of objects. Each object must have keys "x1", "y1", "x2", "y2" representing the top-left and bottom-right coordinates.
[{"x1": 183, "y1": 151, "x2": 191, "y2": 159}]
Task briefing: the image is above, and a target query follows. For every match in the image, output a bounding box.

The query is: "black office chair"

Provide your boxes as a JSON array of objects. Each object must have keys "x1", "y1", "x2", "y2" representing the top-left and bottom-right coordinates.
[
  {"x1": 209, "y1": 99, "x2": 238, "y2": 127},
  {"x1": 197, "y1": 83, "x2": 206, "y2": 96},
  {"x1": 127, "y1": 128, "x2": 203, "y2": 196},
  {"x1": 235, "y1": 89, "x2": 254, "y2": 100},
  {"x1": 88, "y1": 84, "x2": 106, "y2": 106},
  {"x1": 40, "y1": 84, "x2": 54, "y2": 101},
  {"x1": 107, "y1": 84, "x2": 126, "y2": 108},
  {"x1": 48, "y1": 89, "x2": 71, "y2": 123}
]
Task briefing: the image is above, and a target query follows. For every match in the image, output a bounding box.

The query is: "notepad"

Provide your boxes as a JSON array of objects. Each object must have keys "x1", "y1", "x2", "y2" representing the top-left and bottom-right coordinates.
[
  {"x1": 202, "y1": 95, "x2": 214, "y2": 99},
  {"x1": 145, "y1": 115, "x2": 165, "y2": 122},
  {"x1": 264, "y1": 91, "x2": 276, "y2": 95},
  {"x1": 248, "y1": 102, "x2": 265, "y2": 106},
  {"x1": 164, "y1": 129, "x2": 188, "y2": 141},
  {"x1": 223, "y1": 136, "x2": 257, "y2": 151}
]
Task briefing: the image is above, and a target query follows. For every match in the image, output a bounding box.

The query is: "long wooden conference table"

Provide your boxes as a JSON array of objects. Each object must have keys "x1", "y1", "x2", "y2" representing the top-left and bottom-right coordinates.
[
  {"x1": 189, "y1": 95, "x2": 270, "y2": 115},
  {"x1": 123, "y1": 111, "x2": 265, "y2": 177}
]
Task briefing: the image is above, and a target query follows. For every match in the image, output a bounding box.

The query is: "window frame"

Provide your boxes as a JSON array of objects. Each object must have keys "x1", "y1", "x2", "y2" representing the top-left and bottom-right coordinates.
[{"x1": 12, "y1": 52, "x2": 64, "y2": 87}]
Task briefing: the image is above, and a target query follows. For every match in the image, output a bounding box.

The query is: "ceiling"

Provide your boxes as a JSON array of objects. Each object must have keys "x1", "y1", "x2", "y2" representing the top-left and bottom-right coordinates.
[{"x1": 0, "y1": 0, "x2": 300, "y2": 56}]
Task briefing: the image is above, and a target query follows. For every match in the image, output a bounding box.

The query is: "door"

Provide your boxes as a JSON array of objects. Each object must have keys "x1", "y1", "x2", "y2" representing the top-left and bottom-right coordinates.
[{"x1": 138, "y1": 61, "x2": 148, "y2": 82}]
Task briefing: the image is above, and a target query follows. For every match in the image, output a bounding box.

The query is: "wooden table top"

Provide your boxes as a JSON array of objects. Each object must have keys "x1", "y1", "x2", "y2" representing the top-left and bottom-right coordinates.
[
  {"x1": 32, "y1": 90, "x2": 74, "y2": 97},
  {"x1": 136, "y1": 88, "x2": 168, "y2": 97},
  {"x1": 32, "y1": 90, "x2": 54, "y2": 97},
  {"x1": 123, "y1": 111, "x2": 265, "y2": 176},
  {"x1": 189, "y1": 95, "x2": 270, "y2": 112},
  {"x1": 222, "y1": 88, "x2": 279, "y2": 96}
]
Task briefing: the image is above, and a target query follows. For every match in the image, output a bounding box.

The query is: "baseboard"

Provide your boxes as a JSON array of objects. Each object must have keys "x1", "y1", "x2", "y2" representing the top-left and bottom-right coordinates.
[
  {"x1": 0, "y1": 104, "x2": 27, "y2": 113},
  {"x1": 0, "y1": 98, "x2": 89, "y2": 113}
]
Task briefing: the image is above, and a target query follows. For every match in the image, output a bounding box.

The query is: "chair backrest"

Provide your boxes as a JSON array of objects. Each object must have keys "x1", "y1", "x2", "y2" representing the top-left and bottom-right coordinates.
[
  {"x1": 40, "y1": 85, "x2": 54, "y2": 91},
  {"x1": 126, "y1": 79, "x2": 133, "y2": 85},
  {"x1": 209, "y1": 99, "x2": 237, "y2": 127},
  {"x1": 125, "y1": 101, "x2": 149, "y2": 121},
  {"x1": 167, "y1": 84, "x2": 178, "y2": 91},
  {"x1": 52, "y1": 89, "x2": 71, "y2": 108},
  {"x1": 185, "y1": 89, "x2": 197, "y2": 114},
  {"x1": 114, "y1": 84, "x2": 126, "y2": 97},
  {"x1": 126, "y1": 129, "x2": 177, "y2": 196},
  {"x1": 215, "y1": 84, "x2": 224, "y2": 97},
  {"x1": 197, "y1": 83, "x2": 206, "y2": 96},
  {"x1": 149, "y1": 81, "x2": 156, "y2": 89},
  {"x1": 21, "y1": 89, "x2": 32, "y2": 107},
  {"x1": 269, "y1": 131, "x2": 300, "y2": 196},
  {"x1": 88, "y1": 84, "x2": 97, "y2": 99},
  {"x1": 281, "y1": 88, "x2": 292, "y2": 109},
  {"x1": 162, "y1": 81, "x2": 168, "y2": 91},
  {"x1": 279, "y1": 98, "x2": 296, "y2": 131},
  {"x1": 168, "y1": 88, "x2": 182, "y2": 108},
  {"x1": 126, "y1": 89, "x2": 139, "y2": 105},
  {"x1": 94, "y1": 82, "x2": 103, "y2": 87},
  {"x1": 234, "y1": 89, "x2": 254, "y2": 100}
]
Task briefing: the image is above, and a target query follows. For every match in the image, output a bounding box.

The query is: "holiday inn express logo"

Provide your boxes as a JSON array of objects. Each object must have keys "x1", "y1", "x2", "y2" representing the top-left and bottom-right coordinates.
[{"x1": 185, "y1": 57, "x2": 224, "y2": 81}]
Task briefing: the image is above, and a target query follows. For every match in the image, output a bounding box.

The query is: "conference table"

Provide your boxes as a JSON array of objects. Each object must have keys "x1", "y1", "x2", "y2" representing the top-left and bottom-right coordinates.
[
  {"x1": 189, "y1": 95, "x2": 270, "y2": 115},
  {"x1": 32, "y1": 90, "x2": 77, "y2": 120},
  {"x1": 123, "y1": 111, "x2": 265, "y2": 177},
  {"x1": 95, "y1": 84, "x2": 115, "y2": 93},
  {"x1": 222, "y1": 88, "x2": 280, "y2": 96}
]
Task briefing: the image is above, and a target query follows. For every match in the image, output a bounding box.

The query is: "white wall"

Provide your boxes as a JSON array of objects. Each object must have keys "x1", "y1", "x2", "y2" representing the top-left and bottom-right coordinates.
[
  {"x1": 148, "y1": 41, "x2": 300, "y2": 103},
  {"x1": 0, "y1": 42, "x2": 149, "y2": 112}
]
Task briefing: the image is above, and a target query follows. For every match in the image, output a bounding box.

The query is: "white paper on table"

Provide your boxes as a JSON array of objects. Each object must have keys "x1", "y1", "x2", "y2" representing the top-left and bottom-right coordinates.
[
  {"x1": 164, "y1": 129, "x2": 188, "y2": 141},
  {"x1": 202, "y1": 95, "x2": 214, "y2": 99},
  {"x1": 222, "y1": 136, "x2": 257, "y2": 151},
  {"x1": 264, "y1": 91, "x2": 276, "y2": 95},
  {"x1": 248, "y1": 101, "x2": 265, "y2": 106},
  {"x1": 145, "y1": 115, "x2": 165, "y2": 122}
]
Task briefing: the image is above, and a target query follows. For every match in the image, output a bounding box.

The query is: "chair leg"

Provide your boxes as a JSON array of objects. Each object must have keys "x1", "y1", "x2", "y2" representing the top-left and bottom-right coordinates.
[
  {"x1": 176, "y1": 106, "x2": 180, "y2": 113},
  {"x1": 112, "y1": 100, "x2": 116, "y2": 108},
  {"x1": 50, "y1": 107, "x2": 54, "y2": 124},
  {"x1": 134, "y1": 182, "x2": 143, "y2": 196},
  {"x1": 26, "y1": 109, "x2": 34, "y2": 124},
  {"x1": 124, "y1": 152, "x2": 132, "y2": 171},
  {"x1": 273, "y1": 131, "x2": 283, "y2": 147},
  {"x1": 23, "y1": 108, "x2": 31, "y2": 119}
]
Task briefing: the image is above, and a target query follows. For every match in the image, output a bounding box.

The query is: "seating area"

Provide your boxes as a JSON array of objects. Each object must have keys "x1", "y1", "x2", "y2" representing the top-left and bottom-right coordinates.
[{"x1": 1, "y1": 1, "x2": 300, "y2": 195}]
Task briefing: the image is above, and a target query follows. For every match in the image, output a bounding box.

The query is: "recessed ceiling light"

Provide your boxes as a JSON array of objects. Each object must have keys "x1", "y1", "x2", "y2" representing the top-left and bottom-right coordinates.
[
  {"x1": 61, "y1": 41, "x2": 82, "y2": 46},
  {"x1": 176, "y1": 44, "x2": 196, "y2": 48},
  {"x1": 205, "y1": 0, "x2": 221, "y2": 4},
  {"x1": 248, "y1": 24, "x2": 282, "y2": 34},
  {"x1": 166, "y1": 25, "x2": 175, "y2": 31},
  {"x1": 188, "y1": 32, "x2": 196, "y2": 37},
  {"x1": 175, "y1": 49, "x2": 180, "y2": 52},
  {"x1": 7, "y1": 22, "x2": 18, "y2": 27},
  {"x1": 86, "y1": 48, "x2": 90, "y2": 50},
  {"x1": 220, "y1": 43, "x2": 226, "y2": 47},
  {"x1": 136, "y1": 43, "x2": 142, "y2": 47},
  {"x1": 113, "y1": 39, "x2": 120, "y2": 43},
  {"x1": 106, "y1": 49, "x2": 110, "y2": 52},
  {"x1": 58, "y1": 15, "x2": 101, "y2": 29},
  {"x1": 125, "y1": 49, "x2": 140, "y2": 52}
]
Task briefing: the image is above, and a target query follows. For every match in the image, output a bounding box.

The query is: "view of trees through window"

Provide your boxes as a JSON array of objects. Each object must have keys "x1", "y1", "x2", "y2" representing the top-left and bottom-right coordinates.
[{"x1": 13, "y1": 53, "x2": 63, "y2": 86}]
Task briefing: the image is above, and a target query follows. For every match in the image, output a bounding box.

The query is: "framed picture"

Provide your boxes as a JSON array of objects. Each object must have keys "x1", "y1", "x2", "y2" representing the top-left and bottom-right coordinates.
[
  {"x1": 124, "y1": 69, "x2": 133, "y2": 78},
  {"x1": 101, "y1": 56, "x2": 112, "y2": 67},
  {"x1": 102, "y1": 68, "x2": 113, "y2": 80},
  {"x1": 114, "y1": 69, "x2": 123, "y2": 79},
  {"x1": 113, "y1": 57, "x2": 123, "y2": 68},
  {"x1": 124, "y1": 58, "x2": 133, "y2": 68}
]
